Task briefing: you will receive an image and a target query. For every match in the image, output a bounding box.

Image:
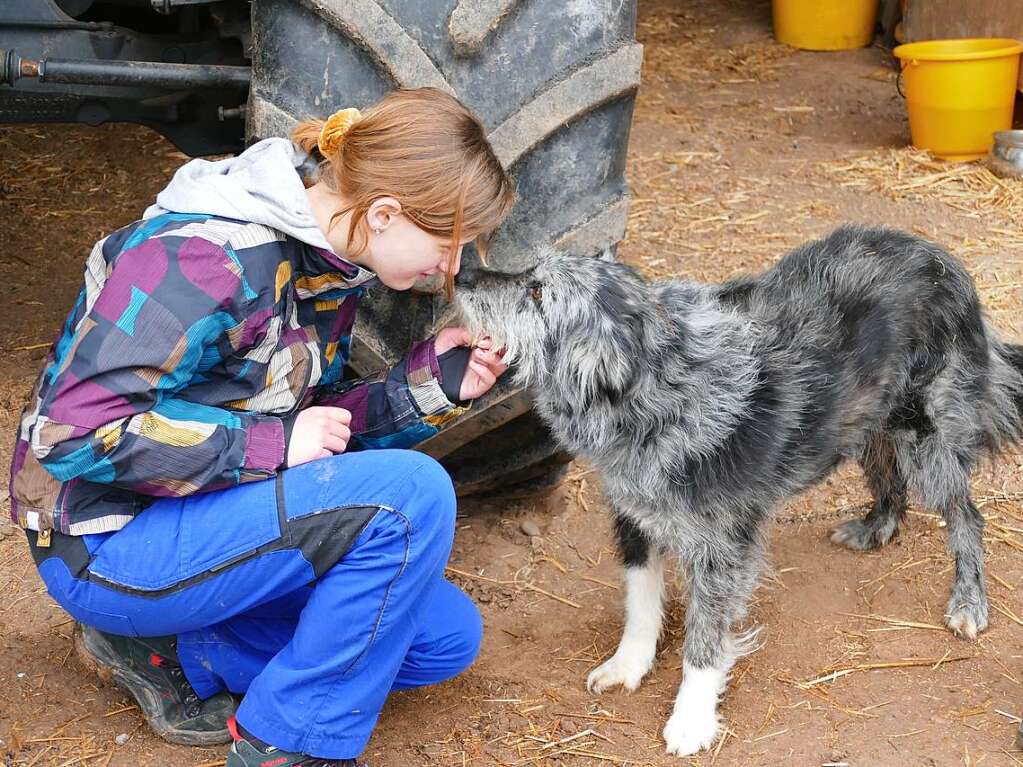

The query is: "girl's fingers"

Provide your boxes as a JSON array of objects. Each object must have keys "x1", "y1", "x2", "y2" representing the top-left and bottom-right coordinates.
[
  {"x1": 449, "y1": 327, "x2": 473, "y2": 346},
  {"x1": 475, "y1": 349, "x2": 506, "y2": 368},
  {"x1": 323, "y1": 433, "x2": 349, "y2": 453},
  {"x1": 324, "y1": 422, "x2": 351, "y2": 442},
  {"x1": 326, "y1": 419, "x2": 351, "y2": 439},
  {"x1": 436, "y1": 326, "x2": 472, "y2": 355},
  {"x1": 468, "y1": 360, "x2": 497, "y2": 387},
  {"x1": 472, "y1": 349, "x2": 508, "y2": 377},
  {"x1": 321, "y1": 406, "x2": 352, "y2": 425},
  {"x1": 317, "y1": 448, "x2": 333, "y2": 459},
  {"x1": 481, "y1": 348, "x2": 508, "y2": 365}
]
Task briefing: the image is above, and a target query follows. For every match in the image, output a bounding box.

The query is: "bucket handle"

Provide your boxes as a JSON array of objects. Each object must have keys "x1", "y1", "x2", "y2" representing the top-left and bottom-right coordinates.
[{"x1": 895, "y1": 59, "x2": 918, "y2": 100}]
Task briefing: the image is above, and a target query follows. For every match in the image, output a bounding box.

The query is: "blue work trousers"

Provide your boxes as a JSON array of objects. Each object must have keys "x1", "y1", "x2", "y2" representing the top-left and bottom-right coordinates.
[{"x1": 30, "y1": 450, "x2": 482, "y2": 759}]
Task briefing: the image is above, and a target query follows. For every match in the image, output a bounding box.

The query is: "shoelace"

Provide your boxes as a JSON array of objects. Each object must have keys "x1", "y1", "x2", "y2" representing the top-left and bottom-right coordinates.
[
  {"x1": 149, "y1": 648, "x2": 202, "y2": 718},
  {"x1": 169, "y1": 665, "x2": 202, "y2": 717}
]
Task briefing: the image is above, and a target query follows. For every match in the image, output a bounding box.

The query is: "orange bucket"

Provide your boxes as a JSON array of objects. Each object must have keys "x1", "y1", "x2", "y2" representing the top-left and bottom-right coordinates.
[{"x1": 894, "y1": 38, "x2": 1023, "y2": 161}]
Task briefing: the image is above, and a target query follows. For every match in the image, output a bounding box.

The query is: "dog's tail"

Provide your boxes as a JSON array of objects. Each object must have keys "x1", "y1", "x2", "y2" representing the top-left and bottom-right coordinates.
[
  {"x1": 985, "y1": 339, "x2": 1023, "y2": 449},
  {"x1": 1006, "y1": 342, "x2": 1023, "y2": 417}
]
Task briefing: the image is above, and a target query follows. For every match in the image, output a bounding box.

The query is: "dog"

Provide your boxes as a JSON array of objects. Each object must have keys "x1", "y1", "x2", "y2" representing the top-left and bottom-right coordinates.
[{"x1": 454, "y1": 225, "x2": 1023, "y2": 756}]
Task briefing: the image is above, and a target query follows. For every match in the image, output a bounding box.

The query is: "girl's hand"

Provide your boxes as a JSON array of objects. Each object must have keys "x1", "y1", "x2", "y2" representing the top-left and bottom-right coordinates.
[
  {"x1": 434, "y1": 326, "x2": 473, "y2": 356},
  {"x1": 461, "y1": 342, "x2": 507, "y2": 400},
  {"x1": 287, "y1": 406, "x2": 352, "y2": 466},
  {"x1": 434, "y1": 327, "x2": 508, "y2": 401}
]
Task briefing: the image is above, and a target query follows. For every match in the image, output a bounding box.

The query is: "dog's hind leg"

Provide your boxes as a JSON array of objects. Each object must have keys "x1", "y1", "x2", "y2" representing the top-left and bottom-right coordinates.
[
  {"x1": 587, "y1": 512, "x2": 664, "y2": 693},
  {"x1": 831, "y1": 433, "x2": 908, "y2": 550},
  {"x1": 663, "y1": 519, "x2": 764, "y2": 756},
  {"x1": 910, "y1": 433, "x2": 989, "y2": 639},
  {"x1": 940, "y1": 492, "x2": 988, "y2": 639}
]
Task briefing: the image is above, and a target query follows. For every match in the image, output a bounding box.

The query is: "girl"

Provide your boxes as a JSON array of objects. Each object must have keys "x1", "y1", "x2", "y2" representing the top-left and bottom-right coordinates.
[{"x1": 9, "y1": 88, "x2": 514, "y2": 767}]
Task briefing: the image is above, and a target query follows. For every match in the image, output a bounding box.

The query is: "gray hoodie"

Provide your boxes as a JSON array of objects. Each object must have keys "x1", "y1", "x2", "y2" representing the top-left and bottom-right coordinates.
[{"x1": 144, "y1": 137, "x2": 335, "y2": 253}]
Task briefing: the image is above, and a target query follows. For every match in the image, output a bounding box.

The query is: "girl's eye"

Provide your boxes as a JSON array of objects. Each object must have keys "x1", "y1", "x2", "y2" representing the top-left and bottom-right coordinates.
[{"x1": 531, "y1": 285, "x2": 543, "y2": 303}]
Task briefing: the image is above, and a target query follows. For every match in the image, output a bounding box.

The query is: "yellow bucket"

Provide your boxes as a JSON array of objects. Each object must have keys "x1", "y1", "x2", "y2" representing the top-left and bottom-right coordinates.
[
  {"x1": 772, "y1": 0, "x2": 879, "y2": 51},
  {"x1": 894, "y1": 38, "x2": 1023, "y2": 161}
]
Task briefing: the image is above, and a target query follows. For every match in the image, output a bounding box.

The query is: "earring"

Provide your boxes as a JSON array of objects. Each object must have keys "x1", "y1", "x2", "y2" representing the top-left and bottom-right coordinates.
[{"x1": 373, "y1": 227, "x2": 383, "y2": 235}]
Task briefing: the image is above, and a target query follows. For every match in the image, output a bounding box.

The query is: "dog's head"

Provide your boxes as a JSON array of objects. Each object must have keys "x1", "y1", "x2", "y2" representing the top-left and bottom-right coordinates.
[{"x1": 455, "y1": 247, "x2": 651, "y2": 398}]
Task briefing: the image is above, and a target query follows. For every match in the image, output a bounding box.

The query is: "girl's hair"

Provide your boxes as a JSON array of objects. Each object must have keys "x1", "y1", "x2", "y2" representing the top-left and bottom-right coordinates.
[{"x1": 292, "y1": 88, "x2": 516, "y2": 297}]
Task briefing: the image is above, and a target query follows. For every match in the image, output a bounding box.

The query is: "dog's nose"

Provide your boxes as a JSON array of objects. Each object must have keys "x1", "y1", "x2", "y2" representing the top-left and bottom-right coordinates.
[
  {"x1": 454, "y1": 242, "x2": 483, "y2": 290},
  {"x1": 454, "y1": 265, "x2": 480, "y2": 289}
]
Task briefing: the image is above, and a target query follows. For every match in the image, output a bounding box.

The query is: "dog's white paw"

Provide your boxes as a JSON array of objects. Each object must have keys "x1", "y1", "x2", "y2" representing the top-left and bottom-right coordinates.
[
  {"x1": 586, "y1": 648, "x2": 653, "y2": 693},
  {"x1": 945, "y1": 590, "x2": 988, "y2": 640},
  {"x1": 662, "y1": 662, "x2": 726, "y2": 757},
  {"x1": 946, "y1": 605, "x2": 987, "y2": 640},
  {"x1": 662, "y1": 707, "x2": 719, "y2": 757}
]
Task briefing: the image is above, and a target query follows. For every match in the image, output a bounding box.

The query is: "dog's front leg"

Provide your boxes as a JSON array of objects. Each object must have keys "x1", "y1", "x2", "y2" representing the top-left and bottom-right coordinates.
[
  {"x1": 663, "y1": 537, "x2": 763, "y2": 756},
  {"x1": 587, "y1": 513, "x2": 664, "y2": 693}
]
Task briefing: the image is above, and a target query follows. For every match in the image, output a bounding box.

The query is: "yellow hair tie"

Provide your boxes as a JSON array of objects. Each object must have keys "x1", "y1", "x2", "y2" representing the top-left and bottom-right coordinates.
[{"x1": 318, "y1": 107, "x2": 362, "y2": 159}]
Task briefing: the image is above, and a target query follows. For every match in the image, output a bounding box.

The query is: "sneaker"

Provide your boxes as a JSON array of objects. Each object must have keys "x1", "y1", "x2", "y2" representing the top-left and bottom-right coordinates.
[
  {"x1": 74, "y1": 623, "x2": 236, "y2": 746},
  {"x1": 225, "y1": 716, "x2": 366, "y2": 767}
]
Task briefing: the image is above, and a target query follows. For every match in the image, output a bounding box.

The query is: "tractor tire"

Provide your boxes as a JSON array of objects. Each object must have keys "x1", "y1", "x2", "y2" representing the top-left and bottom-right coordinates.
[{"x1": 247, "y1": 0, "x2": 640, "y2": 495}]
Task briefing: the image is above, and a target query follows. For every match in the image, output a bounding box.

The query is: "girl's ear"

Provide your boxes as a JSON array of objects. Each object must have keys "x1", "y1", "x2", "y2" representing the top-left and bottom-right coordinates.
[{"x1": 366, "y1": 197, "x2": 403, "y2": 232}]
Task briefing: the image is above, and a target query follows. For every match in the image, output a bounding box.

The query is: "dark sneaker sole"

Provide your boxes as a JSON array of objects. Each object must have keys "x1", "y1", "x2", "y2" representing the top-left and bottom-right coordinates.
[{"x1": 74, "y1": 625, "x2": 232, "y2": 747}]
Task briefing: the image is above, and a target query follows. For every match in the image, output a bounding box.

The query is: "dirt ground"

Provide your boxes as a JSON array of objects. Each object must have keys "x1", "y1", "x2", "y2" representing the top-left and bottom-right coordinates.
[{"x1": 2, "y1": 0, "x2": 1023, "y2": 765}]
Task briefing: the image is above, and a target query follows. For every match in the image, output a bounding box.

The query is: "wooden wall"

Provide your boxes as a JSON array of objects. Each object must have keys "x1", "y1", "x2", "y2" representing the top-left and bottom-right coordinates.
[{"x1": 903, "y1": 1, "x2": 1023, "y2": 89}]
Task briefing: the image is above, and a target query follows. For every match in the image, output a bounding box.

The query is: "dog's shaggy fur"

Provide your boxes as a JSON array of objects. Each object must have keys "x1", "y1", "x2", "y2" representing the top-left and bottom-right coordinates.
[{"x1": 455, "y1": 225, "x2": 1023, "y2": 756}]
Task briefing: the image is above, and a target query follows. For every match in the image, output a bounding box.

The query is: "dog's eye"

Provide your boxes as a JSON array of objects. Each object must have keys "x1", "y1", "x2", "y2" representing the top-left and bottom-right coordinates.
[{"x1": 531, "y1": 285, "x2": 543, "y2": 303}]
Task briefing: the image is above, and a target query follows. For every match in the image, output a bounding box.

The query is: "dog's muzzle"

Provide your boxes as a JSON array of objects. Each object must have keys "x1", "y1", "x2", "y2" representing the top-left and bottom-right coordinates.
[{"x1": 454, "y1": 265, "x2": 481, "y2": 290}]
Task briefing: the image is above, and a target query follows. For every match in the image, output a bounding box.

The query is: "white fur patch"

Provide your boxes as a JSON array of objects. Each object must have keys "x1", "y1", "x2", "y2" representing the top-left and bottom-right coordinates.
[
  {"x1": 662, "y1": 661, "x2": 727, "y2": 756},
  {"x1": 946, "y1": 605, "x2": 984, "y2": 639},
  {"x1": 587, "y1": 558, "x2": 664, "y2": 693}
]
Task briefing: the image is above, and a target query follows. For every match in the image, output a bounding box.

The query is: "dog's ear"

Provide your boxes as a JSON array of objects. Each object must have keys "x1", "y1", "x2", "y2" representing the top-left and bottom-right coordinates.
[
  {"x1": 567, "y1": 329, "x2": 638, "y2": 404},
  {"x1": 561, "y1": 272, "x2": 645, "y2": 404}
]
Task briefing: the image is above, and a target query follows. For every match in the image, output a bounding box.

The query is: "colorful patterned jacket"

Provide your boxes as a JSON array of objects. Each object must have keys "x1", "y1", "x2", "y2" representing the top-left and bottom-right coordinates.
[{"x1": 9, "y1": 213, "x2": 464, "y2": 537}]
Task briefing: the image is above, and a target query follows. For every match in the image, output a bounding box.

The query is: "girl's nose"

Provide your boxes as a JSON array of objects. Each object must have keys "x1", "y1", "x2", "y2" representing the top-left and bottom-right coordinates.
[{"x1": 441, "y1": 245, "x2": 464, "y2": 275}]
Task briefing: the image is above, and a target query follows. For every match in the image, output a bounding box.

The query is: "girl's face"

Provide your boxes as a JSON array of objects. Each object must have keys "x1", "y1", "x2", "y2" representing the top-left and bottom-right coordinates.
[
  {"x1": 309, "y1": 183, "x2": 470, "y2": 291},
  {"x1": 360, "y1": 208, "x2": 472, "y2": 291}
]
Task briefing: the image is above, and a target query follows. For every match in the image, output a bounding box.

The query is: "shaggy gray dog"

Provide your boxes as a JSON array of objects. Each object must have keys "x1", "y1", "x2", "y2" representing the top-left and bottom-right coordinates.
[{"x1": 455, "y1": 225, "x2": 1023, "y2": 756}]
